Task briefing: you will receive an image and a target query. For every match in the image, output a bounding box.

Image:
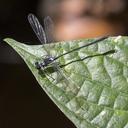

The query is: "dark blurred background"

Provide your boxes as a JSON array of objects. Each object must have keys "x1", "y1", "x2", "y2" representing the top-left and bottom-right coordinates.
[{"x1": 0, "y1": 0, "x2": 128, "y2": 128}]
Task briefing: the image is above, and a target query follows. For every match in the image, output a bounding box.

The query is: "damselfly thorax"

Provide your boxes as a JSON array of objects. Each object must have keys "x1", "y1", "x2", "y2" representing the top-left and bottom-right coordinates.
[{"x1": 35, "y1": 55, "x2": 55, "y2": 69}]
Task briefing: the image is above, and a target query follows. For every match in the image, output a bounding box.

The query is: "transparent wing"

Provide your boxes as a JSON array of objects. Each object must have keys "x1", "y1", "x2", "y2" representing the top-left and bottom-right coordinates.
[
  {"x1": 28, "y1": 13, "x2": 47, "y2": 44},
  {"x1": 44, "y1": 16, "x2": 54, "y2": 43}
]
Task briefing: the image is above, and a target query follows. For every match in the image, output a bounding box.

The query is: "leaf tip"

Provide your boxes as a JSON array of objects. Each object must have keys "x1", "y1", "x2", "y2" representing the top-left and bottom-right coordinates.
[
  {"x1": 3, "y1": 38, "x2": 13, "y2": 43},
  {"x1": 3, "y1": 38, "x2": 19, "y2": 47}
]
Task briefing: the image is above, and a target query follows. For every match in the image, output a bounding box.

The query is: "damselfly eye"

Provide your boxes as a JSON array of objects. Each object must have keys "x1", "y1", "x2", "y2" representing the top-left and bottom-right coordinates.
[{"x1": 35, "y1": 62, "x2": 41, "y2": 69}]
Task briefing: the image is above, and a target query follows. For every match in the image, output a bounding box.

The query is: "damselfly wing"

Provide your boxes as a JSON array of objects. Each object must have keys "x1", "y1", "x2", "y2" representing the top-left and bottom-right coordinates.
[
  {"x1": 28, "y1": 14, "x2": 55, "y2": 69},
  {"x1": 28, "y1": 13, "x2": 80, "y2": 93}
]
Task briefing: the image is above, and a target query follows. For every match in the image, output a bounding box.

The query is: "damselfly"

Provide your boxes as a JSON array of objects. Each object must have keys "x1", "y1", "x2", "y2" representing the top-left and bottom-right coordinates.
[
  {"x1": 28, "y1": 13, "x2": 115, "y2": 93},
  {"x1": 28, "y1": 14, "x2": 113, "y2": 70}
]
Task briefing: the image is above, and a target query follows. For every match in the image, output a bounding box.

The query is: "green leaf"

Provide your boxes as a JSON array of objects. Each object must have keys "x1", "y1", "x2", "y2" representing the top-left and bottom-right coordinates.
[{"x1": 4, "y1": 36, "x2": 128, "y2": 128}]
